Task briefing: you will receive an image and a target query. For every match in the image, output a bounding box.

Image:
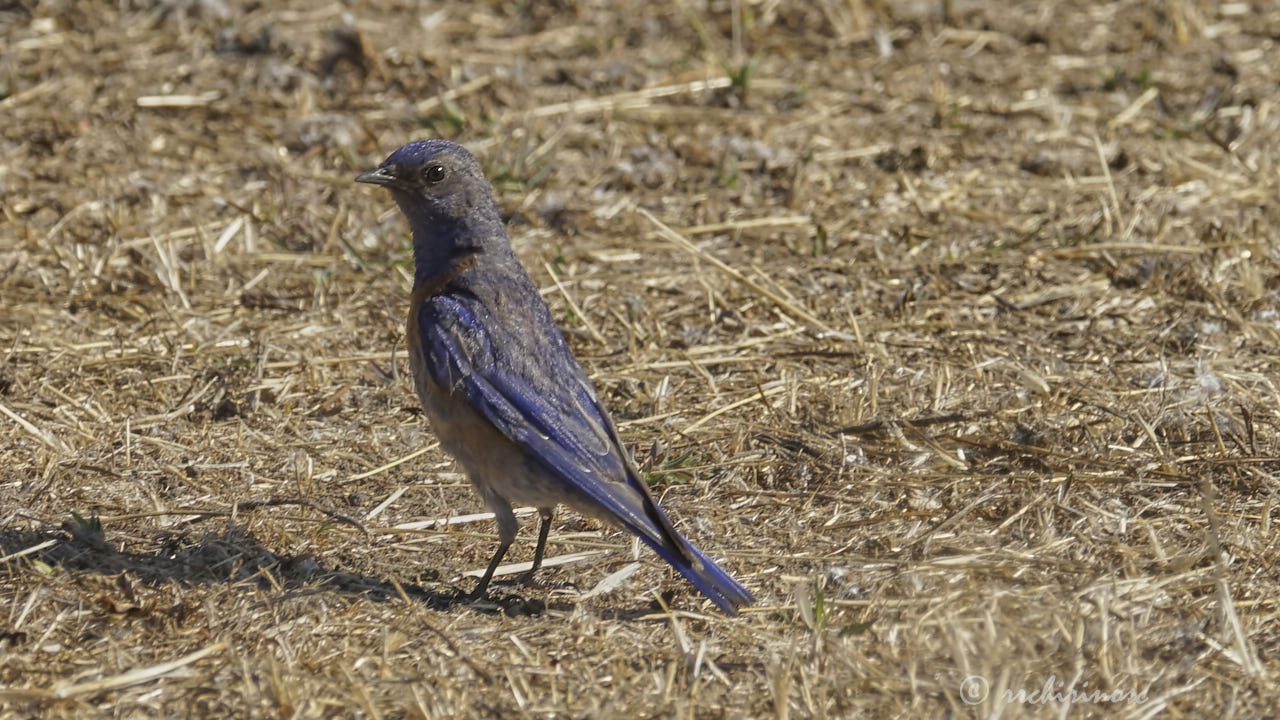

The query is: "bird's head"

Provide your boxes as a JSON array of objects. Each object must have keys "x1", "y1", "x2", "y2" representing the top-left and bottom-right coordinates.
[{"x1": 356, "y1": 139, "x2": 496, "y2": 228}]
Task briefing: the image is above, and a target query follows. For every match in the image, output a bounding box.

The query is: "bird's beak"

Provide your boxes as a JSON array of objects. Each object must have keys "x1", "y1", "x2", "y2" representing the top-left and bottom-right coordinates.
[{"x1": 355, "y1": 166, "x2": 397, "y2": 187}]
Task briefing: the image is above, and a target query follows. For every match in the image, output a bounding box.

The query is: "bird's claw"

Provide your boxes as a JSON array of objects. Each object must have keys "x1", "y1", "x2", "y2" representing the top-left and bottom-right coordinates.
[{"x1": 518, "y1": 571, "x2": 547, "y2": 589}]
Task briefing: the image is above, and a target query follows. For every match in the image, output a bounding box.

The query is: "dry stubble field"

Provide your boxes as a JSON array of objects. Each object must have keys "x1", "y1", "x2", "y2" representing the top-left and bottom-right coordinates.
[{"x1": 3, "y1": 0, "x2": 1280, "y2": 717}]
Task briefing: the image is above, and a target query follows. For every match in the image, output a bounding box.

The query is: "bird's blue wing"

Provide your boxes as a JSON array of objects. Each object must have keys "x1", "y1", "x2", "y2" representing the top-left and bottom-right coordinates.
[
  {"x1": 418, "y1": 293, "x2": 627, "y2": 486},
  {"x1": 416, "y1": 292, "x2": 753, "y2": 613}
]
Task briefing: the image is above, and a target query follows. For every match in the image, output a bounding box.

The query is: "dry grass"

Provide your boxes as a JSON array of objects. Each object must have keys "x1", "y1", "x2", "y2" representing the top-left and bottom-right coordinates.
[{"x1": 3, "y1": 0, "x2": 1279, "y2": 717}]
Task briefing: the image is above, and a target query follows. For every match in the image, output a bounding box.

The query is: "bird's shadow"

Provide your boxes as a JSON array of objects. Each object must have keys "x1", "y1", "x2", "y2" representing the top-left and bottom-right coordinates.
[{"x1": 0, "y1": 522, "x2": 659, "y2": 621}]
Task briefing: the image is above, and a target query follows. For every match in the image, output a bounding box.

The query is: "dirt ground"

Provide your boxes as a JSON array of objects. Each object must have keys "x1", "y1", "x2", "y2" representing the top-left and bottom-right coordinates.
[{"x1": 2, "y1": 0, "x2": 1279, "y2": 717}]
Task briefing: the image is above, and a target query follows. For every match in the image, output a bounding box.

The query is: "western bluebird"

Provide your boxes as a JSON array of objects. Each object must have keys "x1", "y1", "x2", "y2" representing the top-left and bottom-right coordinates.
[{"x1": 356, "y1": 139, "x2": 753, "y2": 614}]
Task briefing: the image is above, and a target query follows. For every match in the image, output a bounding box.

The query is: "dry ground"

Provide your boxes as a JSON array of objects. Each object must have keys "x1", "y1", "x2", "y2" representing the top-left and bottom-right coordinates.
[{"x1": 3, "y1": 0, "x2": 1280, "y2": 717}]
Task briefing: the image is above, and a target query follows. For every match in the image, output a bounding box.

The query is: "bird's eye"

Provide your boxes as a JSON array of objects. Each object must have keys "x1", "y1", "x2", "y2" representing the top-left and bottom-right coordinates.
[{"x1": 423, "y1": 164, "x2": 447, "y2": 184}]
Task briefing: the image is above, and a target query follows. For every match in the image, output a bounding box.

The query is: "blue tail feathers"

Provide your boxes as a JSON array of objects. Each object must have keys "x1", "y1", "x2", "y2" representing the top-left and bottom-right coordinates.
[{"x1": 634, "y1": 529, "x2": 753, "y2": 615}]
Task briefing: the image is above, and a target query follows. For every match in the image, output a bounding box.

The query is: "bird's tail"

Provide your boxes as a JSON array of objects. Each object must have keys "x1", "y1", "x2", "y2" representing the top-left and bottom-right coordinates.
[{"x1": 634, "y1": 530, "x2": 754, "y2": 615}]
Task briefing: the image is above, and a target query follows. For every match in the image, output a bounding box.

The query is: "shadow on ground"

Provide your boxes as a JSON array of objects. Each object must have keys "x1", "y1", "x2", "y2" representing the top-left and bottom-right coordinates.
[
  {"x1": 0, "y1": 523, "x2": 518, "y2": 615},
  {"x1": 0, "y1": 521, "x2": 660, "y2": 620}
]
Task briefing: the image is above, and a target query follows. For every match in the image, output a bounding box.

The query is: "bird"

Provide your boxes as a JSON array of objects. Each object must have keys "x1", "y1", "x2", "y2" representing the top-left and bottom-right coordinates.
[{"x1": 355, "y1": 139, "x2": 753, "y2": 614}]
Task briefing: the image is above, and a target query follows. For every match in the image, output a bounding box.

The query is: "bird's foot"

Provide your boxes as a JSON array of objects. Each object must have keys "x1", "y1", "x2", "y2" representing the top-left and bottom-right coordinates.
[{"x1": 517, "y1": 570, "x2": 547, "y2": 589}]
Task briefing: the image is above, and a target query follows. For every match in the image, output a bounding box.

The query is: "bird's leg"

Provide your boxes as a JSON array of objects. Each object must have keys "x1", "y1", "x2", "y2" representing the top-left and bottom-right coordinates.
[
  {"x1": 468, "y1": 541, "x2": 511, "y2": 601},
  {"x1": 467, "y1": 490, "x2": 520, "y2": 600},
  {"x1": 520, "y1": 509, "x2": 554, "y2": 586}
]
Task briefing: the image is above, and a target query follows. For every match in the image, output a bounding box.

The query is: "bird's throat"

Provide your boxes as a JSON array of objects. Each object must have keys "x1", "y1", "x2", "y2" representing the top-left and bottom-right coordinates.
[{"x1": 413, "y1": 253, "x2": 476, "y2": 299}]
